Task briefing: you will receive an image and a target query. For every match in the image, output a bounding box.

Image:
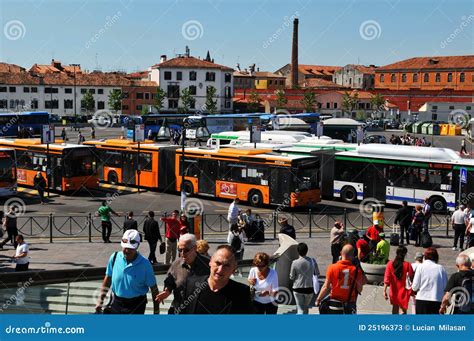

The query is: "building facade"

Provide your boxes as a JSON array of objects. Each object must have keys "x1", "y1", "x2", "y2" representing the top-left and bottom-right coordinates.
[{"x1": 333, "y1": 64, "x2": 376, "y2": 90}]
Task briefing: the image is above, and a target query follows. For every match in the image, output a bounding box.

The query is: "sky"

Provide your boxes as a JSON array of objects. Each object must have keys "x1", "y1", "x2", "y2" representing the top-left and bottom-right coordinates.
[{"x1": 0, "y1": 0, "x2": 473, "y2": 73}]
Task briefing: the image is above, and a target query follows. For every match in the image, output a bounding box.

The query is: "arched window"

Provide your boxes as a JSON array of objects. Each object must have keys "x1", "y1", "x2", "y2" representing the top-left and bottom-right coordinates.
[
  {"x1": 424, "y1": 73, "x2": 429, "y2": 82},
  {"x1": 391, "y1": 74, "x2": 396, "y2": 83},
  {"x1": 447, "y1": 73, "x2": 453, "y2": 82},
  {"x1": 435, "y1": 73, "x2": 441, "y2": 82},
  {"x1": 413, "y1": 73, "x2": 418, "y2": 82},
  {"x1": 460, "y1": 72, "x2": 465, "y2": 82}
]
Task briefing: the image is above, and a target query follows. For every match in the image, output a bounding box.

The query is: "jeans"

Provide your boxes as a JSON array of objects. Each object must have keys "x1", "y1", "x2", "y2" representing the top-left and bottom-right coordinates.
[
  {"x1": 252, "y1": 301, "x2": 278, "y2": 314},
  {"x1": 453, "y1": 224, "x2": 466, "y2": 249},
  {"x1": 293, "y1": 292, "x2": 313, "y2": 314},
  {"x1": 165, "y1": 238, "x2": 177, "y2": 265},
  {"x1": 148, "y1": 240, "x2": 158, "y2": 262},
  {"x1": 101, "y1": 221, "x2": 112, "y2": 242}
]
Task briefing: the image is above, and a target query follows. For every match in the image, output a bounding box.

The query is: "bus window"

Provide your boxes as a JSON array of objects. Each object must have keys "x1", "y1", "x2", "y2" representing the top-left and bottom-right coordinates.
[
  {"x1": 295, "y1": 167, "x2": 318, "y2": 190},
  {"x1": 440, "y1": 171, "x2": 452, "y2": 191},
  {"x1": 64, "y1": 149, "x2": 95, "y2": 177},
  {"x1": 103, "y1": 150, "x2": 122, "y2": 168},
  {"x1": 139, "y1": 153, "x2": 152, "y2": 172},
  {"x1": 32, "y1": 153, "x2": 48, "y2": 171},
  {"x1": 182, "y1": 160, "x2": 200, "y2": 177},
  {"x1": 245, "y1": 166, "x2": 268, "y2": 185}
]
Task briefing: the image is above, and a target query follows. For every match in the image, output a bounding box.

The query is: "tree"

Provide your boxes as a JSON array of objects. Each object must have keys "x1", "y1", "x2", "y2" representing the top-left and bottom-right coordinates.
[
  {"x1": 140, "y1": 105, "x2": 150, "y2": 116},
  {"x1": 154, "y1": 87, "x2": 166, "y2": 113},
  {"x1": 274, "y1": 89, "x2": 288, "y2": 110},
  {"x1": 248, "y1": 90, "x2": 262, "y2": 112},
  {"x1": 107, "y1": 89, "x2": 122, "y2": 113},
  {"x1": 205, "y1": 86, "x2": 217, "y2": 114},
  {"x1": 370, "y1": 93, "x2": 386, "y2": 117},
  {"x1": 82, "y1": 90, "x2": 95, "y2": 113},
  {"x1": 355, "y1": 110, "x2": 366, "y2": 121},
  {"x1": 178, "y1": 87, "x2": 195, "y2": 114},
  {"x1": 301, "y1": 91, "x2": 317, "y2": 113},
  {"x1": 341, "y1": 91, "x2": 359, "y2": 117}
]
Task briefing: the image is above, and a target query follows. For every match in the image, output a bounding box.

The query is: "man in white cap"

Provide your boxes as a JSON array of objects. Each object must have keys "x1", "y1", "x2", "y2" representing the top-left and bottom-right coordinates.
[{"x1": 95, "y1": 230, "x2": 160, "y2": 314}]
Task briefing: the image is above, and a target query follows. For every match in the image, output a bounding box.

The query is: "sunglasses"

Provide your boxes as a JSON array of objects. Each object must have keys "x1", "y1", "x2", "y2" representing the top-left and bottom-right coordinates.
[
  {"x1": 122, "y1": 238, "x2": 139, "y2": 245},
  {"x1": 178, "y1": 247, "x2": 192, "y2": 254}
]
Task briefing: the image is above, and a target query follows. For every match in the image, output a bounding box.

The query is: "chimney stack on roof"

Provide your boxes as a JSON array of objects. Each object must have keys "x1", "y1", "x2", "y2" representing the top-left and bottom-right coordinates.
[
  {"x1": 290, "y1": 18, "x2": 299, "y2": 89},
  {"x1": 160, "y1": 55, "x2": 167, "y2": 63}
]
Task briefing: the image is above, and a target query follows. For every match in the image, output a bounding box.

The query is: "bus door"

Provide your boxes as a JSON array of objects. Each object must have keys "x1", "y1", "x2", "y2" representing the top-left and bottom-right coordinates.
[
  {"x1": 122, "y1": 152, "x2": 136, "y2": 185},
  {"x1": 269, "y1": 167, "x2": 290, "y2": 204},
  {"x1": 363, "y1": 163, "x2": 387, "y2": 202},
  {"x1": 51, "y1": 155, "x2": 62, "y2": 190},
  {"x1": 198, "y1": 159, "x2": 218, "y2": 195}
]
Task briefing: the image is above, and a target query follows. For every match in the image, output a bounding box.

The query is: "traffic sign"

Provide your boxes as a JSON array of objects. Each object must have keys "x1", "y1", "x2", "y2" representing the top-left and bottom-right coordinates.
[
  {"x1": 460, "y1": 167, "x2": 468, "y2": 184},
  {"x1": 134, "y1": 124, "x2": 145, "y2": 142},
  {"x1": 251, "y1": 125, "x2": 261, "y2": 143},
  {"x1": 41, "y1": 125, "x2": 54, "y2": 144}
]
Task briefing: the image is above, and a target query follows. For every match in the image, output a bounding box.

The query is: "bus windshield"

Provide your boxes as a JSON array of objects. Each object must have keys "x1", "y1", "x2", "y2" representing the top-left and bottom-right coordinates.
[
  {"x1": 294, "y1": 160, "x2": 319, "y2": 191},
  {"x1": 63, "y1": 149, "x2": 95, "y2": 177},
  {"x1": 0, "y1": 154, "x2": 14, "y2": 181}
]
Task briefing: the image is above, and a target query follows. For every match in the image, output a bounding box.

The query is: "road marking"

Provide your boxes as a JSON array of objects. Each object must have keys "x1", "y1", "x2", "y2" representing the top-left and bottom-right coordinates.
[{"x1": 99, "y1": 183, "x2": 142, "y2": 193}]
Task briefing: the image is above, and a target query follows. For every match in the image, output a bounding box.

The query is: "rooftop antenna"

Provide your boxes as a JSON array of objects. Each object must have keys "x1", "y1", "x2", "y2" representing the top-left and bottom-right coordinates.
[{"x1": 94, "y1": 53, "x2": 102, "y2": 72}]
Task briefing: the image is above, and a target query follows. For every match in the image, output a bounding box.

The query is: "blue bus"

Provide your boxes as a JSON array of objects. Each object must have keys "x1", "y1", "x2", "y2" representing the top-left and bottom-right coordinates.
[{"x1": 0, "y1": 111, "x2": 50, "y2": 137}]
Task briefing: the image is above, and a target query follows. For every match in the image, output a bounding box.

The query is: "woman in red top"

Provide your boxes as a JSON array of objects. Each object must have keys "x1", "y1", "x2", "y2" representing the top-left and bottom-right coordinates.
[
  {"x1": 179, "y1": 214, "x2": 190, "y2": 235},
  {"x1": 383, "y1": 246, "x2": 413, "y2": 314}
]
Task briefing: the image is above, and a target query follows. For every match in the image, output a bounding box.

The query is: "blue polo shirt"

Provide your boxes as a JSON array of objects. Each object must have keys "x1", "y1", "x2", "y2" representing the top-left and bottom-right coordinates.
[{"x1": 106, "y1": 251, "x2": 156, "y2": 298}]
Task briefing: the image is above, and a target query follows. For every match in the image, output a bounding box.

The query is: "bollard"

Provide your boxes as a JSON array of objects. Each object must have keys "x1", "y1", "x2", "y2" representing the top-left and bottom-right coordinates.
[
  {"x1": 88, "y1": 213, "x2": 92, "y2": 243},
  {"x1": 49, "y1": 213, "x2": 53, "y2": 243},
  {"x1": 273, "y1": 212, "x2": 277, "y2": 240},
  {"x1": 446, "y1": 214, "x2": 449, "y2": 238},
  {"x1": 309, "y1": 209, "x2": 312, "y2": 238}
]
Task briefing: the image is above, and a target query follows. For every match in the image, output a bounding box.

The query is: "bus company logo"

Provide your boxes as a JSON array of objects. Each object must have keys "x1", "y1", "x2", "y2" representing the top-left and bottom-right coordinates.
[
  {"x1": 359, "y1": 197, "x2": 381, "y2": 218},
  {"x1": 183, "y1": 198, "x2": 204, "y2": 217},
  {"x1": 4, "y1": 197, "x2": 26, "y2": 217},
  {"x1": 91, "y1": 110, "x2": 114, "y2": 130},
  {"x1": 450, "y1": 109, "x2": 470, "y2": 128}
]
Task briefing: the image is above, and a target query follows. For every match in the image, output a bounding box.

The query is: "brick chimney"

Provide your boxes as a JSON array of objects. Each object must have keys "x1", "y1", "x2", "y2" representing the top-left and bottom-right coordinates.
[{"x1": 290, "y1": 18, "x2": 299, "y2": 89}]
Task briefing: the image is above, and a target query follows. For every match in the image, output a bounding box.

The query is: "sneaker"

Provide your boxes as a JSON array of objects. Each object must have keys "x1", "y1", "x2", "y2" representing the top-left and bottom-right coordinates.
[{"x1": 452, "y1": 247, "x2": 457, "y2": 251}]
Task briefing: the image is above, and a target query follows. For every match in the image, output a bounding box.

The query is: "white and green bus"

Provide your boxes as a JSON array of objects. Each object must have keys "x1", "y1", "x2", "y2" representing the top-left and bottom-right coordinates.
[{"x1": 332, "y1": 144, "x2": 474, "y2": 211}]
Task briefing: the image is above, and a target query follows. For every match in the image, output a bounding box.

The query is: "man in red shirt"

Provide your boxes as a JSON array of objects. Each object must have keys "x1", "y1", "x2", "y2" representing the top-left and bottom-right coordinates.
[
  {"x1": 366, "y1": 220, "x2": 382, "y2": 250},
  {"x1": 356, "y1": 236, "x2": 370, "y2": 263},
  {"x1": 161, "y1": 210, "x2": 181, "y2": 265},
  {"x1": 316, "y1": 245, "x2": 367, "y2": 314}
]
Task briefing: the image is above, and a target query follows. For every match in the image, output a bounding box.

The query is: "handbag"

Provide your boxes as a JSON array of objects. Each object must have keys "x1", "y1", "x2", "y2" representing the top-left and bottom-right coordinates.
[
  {"x1": 159, "y1": 242, "x2": 166, "y2": 255},
  {"x1": 311, "y1": 258, "x2": 320, "y2": 294},
  {"x1": 318, "y1": 295, "x2": 331, "y2": 314}
]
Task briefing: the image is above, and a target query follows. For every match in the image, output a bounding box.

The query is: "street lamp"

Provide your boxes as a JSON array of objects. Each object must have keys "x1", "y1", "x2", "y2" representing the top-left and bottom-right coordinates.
[
  {"x1": 180, "y1": 117, "x2": 187, "y2": 211},
  {"x1": 70, "y1": 64, "x2": 80, "y2": 130}
]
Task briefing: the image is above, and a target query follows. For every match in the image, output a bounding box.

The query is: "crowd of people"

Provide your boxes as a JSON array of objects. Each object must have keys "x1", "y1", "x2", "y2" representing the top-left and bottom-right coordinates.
[{"x1": 389, "y1": 134, "x2": 431, "y2": 146}]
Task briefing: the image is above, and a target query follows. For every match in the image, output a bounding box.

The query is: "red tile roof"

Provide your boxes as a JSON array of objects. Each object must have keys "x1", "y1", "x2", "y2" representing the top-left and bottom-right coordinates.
[
  {"x1": 254, "y1": 71, "x2": 285, "y2": 79},
  {"x1": 154, "y1": 56, "x2": 233, "y2": 71},
  {"x1": 300, "y1": 78, "x2": 346, "y2": 89},
  {"x1": 378, "y1": 55, "x2": 474, "y2": 71},
  {"x1": 298, "y1": 64, "x2": 342, "y2": 76},
  {"x1": 0, "y1": 62, "x2": 25, "y2": 73},
  {"x1": 340, "y1": 64, "x2": 377, "y2": 74}
]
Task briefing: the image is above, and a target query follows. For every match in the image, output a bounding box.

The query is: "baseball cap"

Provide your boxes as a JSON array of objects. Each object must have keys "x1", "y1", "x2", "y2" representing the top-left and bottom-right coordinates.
[
  {"x1": 373, "y1": 220, "x2": 379, "y2": 225},
  {"x1": 414, "y1": 252, "x2": 423, "y2": 260},
  {"x1": 121, "y1": 230, "x2": 140, "y2": 249}
]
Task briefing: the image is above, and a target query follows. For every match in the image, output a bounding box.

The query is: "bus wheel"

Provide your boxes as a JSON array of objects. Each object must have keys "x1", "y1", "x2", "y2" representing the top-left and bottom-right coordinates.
[
  {"x1": 341, "y1": 186, "x2": 357, "y2": 204},
  {"x1": 107, "y1": 171, "x2": 118, "y2": 185},
  {"x1": 430, "y1": 196, "x2": 446, "y2": 212},
  {"x1": 182, "y1": 181, "x2": 194, "y2": 196},
  {"x1": 248, "y1": 190, "x2": 263, "y2": 207}
]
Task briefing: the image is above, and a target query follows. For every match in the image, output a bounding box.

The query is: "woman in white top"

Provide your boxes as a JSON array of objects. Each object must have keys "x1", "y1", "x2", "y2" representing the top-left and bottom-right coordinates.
[
  {"x1": 411, "y1": 247, "x2": 447, "y2": 314},
  {"x1": 248, "y1": 252, "x2": 279, "y2": 314}
]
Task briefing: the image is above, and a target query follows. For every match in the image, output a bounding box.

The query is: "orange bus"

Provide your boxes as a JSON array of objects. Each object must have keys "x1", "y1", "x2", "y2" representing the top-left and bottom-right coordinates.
[
  {"x1": 0, "y1": 148, "x2": 17, "y2": 196},
  {"x1": 86, "y1": 139, "x2": 321, "y2": 207},
  {"x1": 0, "y1": 138, "x2": 98, "y2": 192}
]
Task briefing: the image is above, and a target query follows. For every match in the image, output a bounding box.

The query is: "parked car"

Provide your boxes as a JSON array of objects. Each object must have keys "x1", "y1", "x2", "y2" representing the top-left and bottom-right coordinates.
[
  {"x1": 385, "y1": 120, "x2": 400, "y2": 129},
  {"x1": 364, "y1": 135, "x2": 387, "y2": 144}
]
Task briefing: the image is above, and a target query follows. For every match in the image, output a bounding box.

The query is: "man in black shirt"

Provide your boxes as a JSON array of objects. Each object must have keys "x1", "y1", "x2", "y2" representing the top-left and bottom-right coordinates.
[
  {"x1": 155, "y1": 233, "x2": 210, "y2": 313},
  {"x1": 178, "y1": 245, "x2": 253, "y2": 314},
  {"x1": 394, "y1": 200, "x2": 414, "y2": 245},
  {"x1": 143, "y1": 211, "x2": 162, "y2": 264},
  {"x1": 439, "y1": 254, "x2": 474, "y2": 314},
  {"x1": 123, "y1": 211, "x2": 138, "y2": 233},
  {"x1": 279, "y1": 216, "x2": 296, "y2": 240}
]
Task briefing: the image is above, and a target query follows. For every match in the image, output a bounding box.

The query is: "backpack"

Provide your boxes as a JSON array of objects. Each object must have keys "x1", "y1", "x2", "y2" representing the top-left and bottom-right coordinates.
[
  {"x1": 230, "y1": 233, "x2": 242, "y2": 252},
  {"x1": 458, "y1": 273, "x2": 474, "y2": 314}
]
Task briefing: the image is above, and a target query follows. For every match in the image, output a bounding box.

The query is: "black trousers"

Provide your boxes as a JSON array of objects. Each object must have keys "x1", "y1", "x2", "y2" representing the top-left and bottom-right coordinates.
[
  {"x1": 331, "y1": 243, "x2": 342, "y2": 263},
  {"x1": 15, "y1": 263, "x2": 29, "y2": 271},
  {"x1": 400, "y1": 224, "x2": 410, "y2": 244},
  {"x1": 416, "y1": 300, "x2": 441, "y2": 314},
  {"x1": 37, "y1": 188, "x2": 45, "y2": 202},
  {"x1": 453, "y1": 224, "x2": 466, "y2": 249},
  {"x1": 101, "y1": 221, "x2": 112, "y2": 242},
  {"x1": 252, "y1": 301, "x2": 278, "y2": 314},
  {"x1": 0, "y1": 228, "x2": 18, "y2": 248},
  {"x1": 147, "y1": 240, "x2": 158, "y2": 262},
  {"x1": 110, "y1": 295, "x2": 147, "y2": 314}
]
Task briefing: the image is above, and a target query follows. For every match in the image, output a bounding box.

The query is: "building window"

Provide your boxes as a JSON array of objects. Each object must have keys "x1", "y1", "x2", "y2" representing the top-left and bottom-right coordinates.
[
  {"x1": 225, "y1": 100, "x2": 231, "y2": 109},
  {"x1": 269, "y1": 80, "x2": 273, "y2": 85},
  {"x1": 380, "y1": 74, "x2": 384, "y2": 83},
  {"x1": 224, "y1": 86, "x2": 232, "y2": 98},
  {"x1": 122, "y1": 92, "x2": 129, "y2": 99},
  {"x1": 189, "y1": 85, "x2": 197, "y2": 95},
  {"x1": 424, "y1": 73, "x2": 429, "y2": 82},
  {"x1": 401, "y1": 74, "x2": 406, "y2": 82},
  {"x1": 460, "y1": 72, "x2": 465, "y2": 82},
  {"x1": 64, "y1": 99, "x2": 73, "y2": 109},
  {"x1": 144, "y1": 93, "x2": 149, "y2": 100},
  {"x1": 447, "y1": 73, "x2": 453, "y2": 82},
  {"x1": 97, "y1": 101, "x2": 105, "y2": 109},
  {"x1": 122, "y1": 105, "x2": 129, "y2": 110},
  {"x1": 390, "y1": 74, "x2": 396, "y2": 83},
  {"x1": 349, "y1": 78, "x2": 352, "y2": 85},
  {"x1": 435, "y1": 73, "x2": 441, "y2": 82},
  {"x1": 31, "y1": 87, "x2": 38, "y2": 93},
  {"x1": 0, "y1": 87, "x2": 7, "y2": 92},
  {"x1": 334, "y1": 102, "x2": 338, "y2": 109},
  {"x1": 432, "y1": 105, "x2": 438, "y2": 109},
  {"x1": 177, "y1": 72, "x2": 182, "y2": 81},
  {"x1": 206, "y1": 72, "x2": 216, "y2": 81},
  {"x1": 23, "y1": 87, "x2": 30, "y2": 93},
  {"x1": 167, "y1": 85, "x2": 180, "y2": 98},
  {"x1": 168, "y1": 99, "x2": 178, "y2": 109},
  {"x1": 0, "y1": 100, "x2": 7, "y2": 109},
  {"x1": 449, "y1": 106, "x2": 455, "y2": 110},
  {"x1": 9, "y1": 86, "x2": 16, "y2": 93},
  {"x1": 80, "y1": 88, "x2": 87, "y2": 94},
  {"x1": 466, "y1": 106, "x2": 471, "y2": 110},
  {"x1": 45, "y1": 100, "x2": 59, "y2": 109},
  {"x1": 190, "y1": 101, "x2": 195, "y2": 109},
  {"x1": 326, "y1": 102, "x2": 330, "y2": 109},
  {"x1": 136, "y1": 105, "x2": 142, "y2": 111},
  {"x1": 65, "y1": 88, "x2": 72, "y2": 94},
  {"x1": 225, "y1": 73, "x2": 231, "y2": 83},
  {"x1": 136, "y1": 93, "x2": 144, "y2": 99},
  {"x1": 98, "y1": 89, "x2": 104, "y2": 94},
  {"x1": 30, "y1": 99, "x2": 38, "y2": 109},
  {"x1": 413, "y1": 73, "x2": 418, "y2": 82},
  {"x1": 164, "y1": 71, "x2": 172, "y2": 80},
  {"x1": 189, "y1": 71, "x2": 197, "y2": 81}
]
